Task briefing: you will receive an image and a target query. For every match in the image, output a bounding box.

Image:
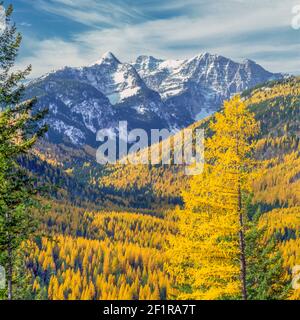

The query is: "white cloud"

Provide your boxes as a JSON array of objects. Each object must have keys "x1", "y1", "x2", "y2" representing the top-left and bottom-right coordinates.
[
  {"x1": 17, "y1": 0, "x2": 300, "y2": 77},
  {"x1": 19, "y1": 22, "x2": 32, "y2": 27},
  {"x1": 16, "y1": 38, "x2": 91, "y2": 78},
  {"x1": 32, "y1": 0, "x2": 146, "y2": 27}
]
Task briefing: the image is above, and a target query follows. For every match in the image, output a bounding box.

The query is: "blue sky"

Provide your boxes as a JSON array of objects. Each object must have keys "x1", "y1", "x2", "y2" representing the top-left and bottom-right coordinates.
[{"x1": 4, "y1": 0, "x2": 300, "y2": 77}]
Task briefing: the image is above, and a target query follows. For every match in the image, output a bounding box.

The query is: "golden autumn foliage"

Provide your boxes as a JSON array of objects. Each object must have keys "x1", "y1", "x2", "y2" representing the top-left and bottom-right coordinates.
[
  {"x1": 94, "y1": 78, "x2": 300, "y2": 299},
  {"x1": 23, "y1": 208, "x2": 174, "y2": 300},
  {"x1": 166, "y1": 96, "x2": 259, "y2": 299},
  {"x1": 97, "y1": 77, "x2": 299, "y2": 209},
  {"x1": 253, "y1": 151, "x2": 300, "y2": 206},
  {"x1": 25, "y1": 235, "x2": 169, "y2": 300},
  {"x1": 20, "y1": 77, "x2": 299, "y2": 300}
]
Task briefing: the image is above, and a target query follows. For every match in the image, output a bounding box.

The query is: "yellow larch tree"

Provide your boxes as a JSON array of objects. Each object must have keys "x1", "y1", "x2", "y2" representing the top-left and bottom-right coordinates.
[{"x1": 166, "y1": 95, "x2": 259, "y2": 300}]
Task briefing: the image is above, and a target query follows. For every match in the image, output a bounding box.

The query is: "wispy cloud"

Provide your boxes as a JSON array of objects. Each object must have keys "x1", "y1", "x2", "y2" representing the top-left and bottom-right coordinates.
[
  {"x1": 19, "y1": 22, "x2": 32, "y2": 27},
  {"x1": 30, "y1": 0, "x2": 148, "y2": 27},
  {"x1": 16, "y1": 38, "x2": 91, "y2": 77},
  {"x1": 15, "y1": 0, "x2": 300, "y2": 77}
]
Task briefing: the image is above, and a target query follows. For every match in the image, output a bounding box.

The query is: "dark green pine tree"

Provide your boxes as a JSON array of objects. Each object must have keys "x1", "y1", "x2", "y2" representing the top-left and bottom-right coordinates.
[
  {"x1": 0, "y1": 2, "x2": 47, "y2": 300},
  {"x1": 246, "y1": 207, "x2": 290, "y2": 300}
]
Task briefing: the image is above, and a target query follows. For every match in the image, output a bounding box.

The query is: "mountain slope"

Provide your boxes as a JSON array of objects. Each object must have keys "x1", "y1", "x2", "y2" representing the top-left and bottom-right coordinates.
[
  {"x1": 134, "y1": 53, "x2": 283, "y2": 121},
  {"x1": 22, "y1": 77, "x2": 300, "y2": 301},
  {"x1": 98, "y1": 77, "x2": 300, "y2": 209},
  {"x1": 25, "y1": 52, "x2": 283, "y2": 148}
]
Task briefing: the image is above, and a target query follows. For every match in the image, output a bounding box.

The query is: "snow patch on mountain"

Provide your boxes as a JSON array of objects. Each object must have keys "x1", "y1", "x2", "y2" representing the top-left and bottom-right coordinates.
[
  {"x1": 134, "y1": 53, "x2": 283, "y2": 119},
  {"x1": 49, "y1": 119, "x2": 85, "y2": 145},
  {"x1": 25, "y1": 51, "x2": 283, "y2": 148}
]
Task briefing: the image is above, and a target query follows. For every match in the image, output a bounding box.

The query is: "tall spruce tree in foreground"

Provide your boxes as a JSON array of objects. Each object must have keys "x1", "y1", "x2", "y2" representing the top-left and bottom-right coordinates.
[
  {"x1": 166, "y1": 96, "x2": 259, "y2": 299},
  {"x1": 0, "y1": 2, "x2": 47, "y2": 300}
]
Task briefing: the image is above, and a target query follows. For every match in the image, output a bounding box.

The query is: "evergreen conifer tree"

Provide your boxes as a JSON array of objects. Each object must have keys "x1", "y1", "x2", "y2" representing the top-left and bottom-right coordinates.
[{"x1": 0, "y1": 2, "x2": 47, "y2": 299}]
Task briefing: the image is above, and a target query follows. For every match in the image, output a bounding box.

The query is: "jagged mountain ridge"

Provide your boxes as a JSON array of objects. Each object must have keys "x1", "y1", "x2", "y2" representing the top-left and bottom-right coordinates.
[
  {"x1": 25, "y1": 52, "x2": 283, "y2": 147},
  {"x1": 134, "y1": 53, "x2": 283, "y2": 120}
]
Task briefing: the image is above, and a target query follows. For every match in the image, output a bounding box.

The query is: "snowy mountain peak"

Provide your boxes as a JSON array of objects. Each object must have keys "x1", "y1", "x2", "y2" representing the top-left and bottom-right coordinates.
[
  {"x1": 96, "y1": 51, "x2": 120, "y2": 65},
  {"x1": 134, "y1": 55, "x2": 164, "y2": 73},
  {"x1": 190, "y1": 52, "x2": 211, "y2": 60},
  {"x1": 136, "y1": 55, "x2": 162, "y2": 63},
  {"x1": 25, "y1": 52, "x2": 284, "y2": 147},
  {"x1": 243, "y1": 58, "x2": 257, "y2": 65},
  {"x1": 134, "y1": 52, "x2": 283, "y2": 120}
]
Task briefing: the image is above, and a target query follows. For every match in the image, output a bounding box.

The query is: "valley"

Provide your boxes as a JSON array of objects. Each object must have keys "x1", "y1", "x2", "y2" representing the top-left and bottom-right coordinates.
[
  {"x1": 19, "y1": 76, "x2": 300, "y2": 300},
  {"x1": 1, "y1": 0, "x2": 299, "y2": 304}
]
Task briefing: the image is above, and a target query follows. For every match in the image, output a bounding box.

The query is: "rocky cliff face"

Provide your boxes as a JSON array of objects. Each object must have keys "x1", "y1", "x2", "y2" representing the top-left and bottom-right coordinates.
[{"x1": 25, "y1": 52, "x2": 283, "y2": 147}]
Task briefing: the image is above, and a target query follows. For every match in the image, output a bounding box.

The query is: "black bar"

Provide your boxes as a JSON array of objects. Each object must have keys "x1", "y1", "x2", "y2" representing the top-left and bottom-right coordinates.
[{"x1": 0, "y1": 300, "x2": 298, "y2": 319}]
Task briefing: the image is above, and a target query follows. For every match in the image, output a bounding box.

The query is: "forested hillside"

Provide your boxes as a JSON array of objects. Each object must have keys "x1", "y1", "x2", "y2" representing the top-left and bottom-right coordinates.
[
  {"x1": 23, "y1": 205, "x2": 174, "y2": 300},
  {"x1": 98, "y1": 77, "x2": 300, "y2": 206},
  {"x1": 25, "y1": 77, "x2": 299, "y2": 209},
  {"x1": 18, "y1": 77, "x2": 300, "y2": 300},
  {"x1": 1, "y1": 0, "x2": 299, "y2": 303}
]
